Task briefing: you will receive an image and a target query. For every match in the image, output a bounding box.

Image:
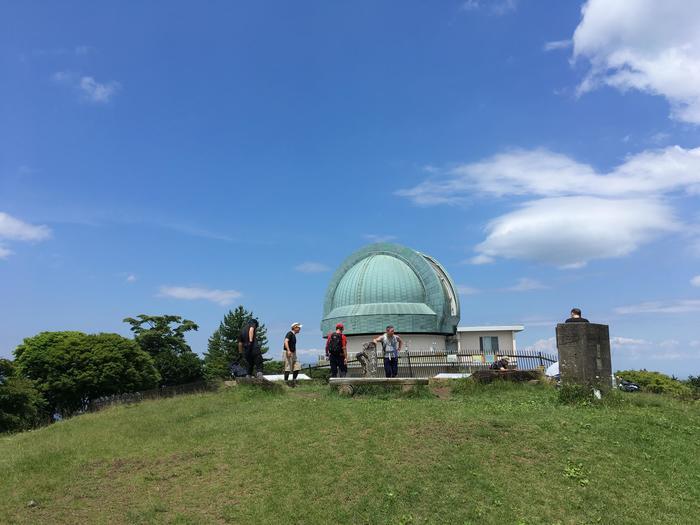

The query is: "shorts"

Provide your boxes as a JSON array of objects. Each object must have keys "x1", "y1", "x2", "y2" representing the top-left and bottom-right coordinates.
[{"x1": 284, "y1": 351, "x2": 301, "y2": 372}]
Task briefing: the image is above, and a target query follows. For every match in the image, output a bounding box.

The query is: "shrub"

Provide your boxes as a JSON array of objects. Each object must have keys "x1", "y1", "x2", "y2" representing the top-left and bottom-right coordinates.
[
  {"x1": 558, "y1": 384, "x2": 595, "y2": 405},
  {"x1": 0, "y1": 359, "x2": 48, "y2": 433},
  {"x1": 617, "y1": 370, "x2": 692, "y2": 399},
  {"x1": 263, "y1": 360, "x2": 285, "y2": 374}
]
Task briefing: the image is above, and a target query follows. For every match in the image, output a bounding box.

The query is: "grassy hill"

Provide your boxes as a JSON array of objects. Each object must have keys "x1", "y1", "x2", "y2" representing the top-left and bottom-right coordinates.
[{"x1": 1, "y1": 381, "x2": 699, "y2": 524}]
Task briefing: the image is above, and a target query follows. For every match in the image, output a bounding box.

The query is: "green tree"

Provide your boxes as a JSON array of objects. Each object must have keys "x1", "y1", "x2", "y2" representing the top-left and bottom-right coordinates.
[
  {"x1": 123, "y1": 315, "x2": 204, "y2": 386},
  {"x1": 203, "y1": 306, "x2": 268, "y2": 380},
  {"x1": 0, "y1": 358, "x2": 48, "y2": 433},
  {"x1": 13, "y1": 332, "x2": 159, "y2": 416}
]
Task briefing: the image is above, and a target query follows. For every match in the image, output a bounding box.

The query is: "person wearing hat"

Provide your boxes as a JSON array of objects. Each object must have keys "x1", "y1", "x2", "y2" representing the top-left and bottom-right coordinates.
[
  {"x1": 490, "y1": 355, "x2": 510, "y2": 371},
  {"x1": 284, "y1": 323, "x2": 303, "y2": 387},
  {"x1": 325, "y1": 323, "x2": 348, "y2": 378}
]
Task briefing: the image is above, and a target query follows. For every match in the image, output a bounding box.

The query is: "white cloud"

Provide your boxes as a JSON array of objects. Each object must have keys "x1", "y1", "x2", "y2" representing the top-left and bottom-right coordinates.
[
  {"x1": 52, "y1": 71, "x2": 120, "y2": 103},
  {"x1": 690, "y1": 340, "x2": 700, "y2": 348},
  {"x1": 295, "y1": 262, "x2": 331, "y2": 273},
  {"x1": 126, "y1": 274, "x2": 137, "y2": 283},
  {"x1": 691, "y1": 275, "x2": 700, "y2": 287},
  {"x1": 79, "y1": 76, "x2": 120, "y2": 103},
  {"x1": 544, "y1": 40, "x2": 572, "y2": 52},
  {"x1": 615, "y1": 299, "x2": 700, "y2": 315},
  {"x1": 0, "y1": 212, "x2": 51, "y2": 241},
  {"x1": 505, "y1": 277, "x2": 547, "y2": 292},
  {"x1": 0, "y1": 212, "x2": 51, "y2": 259},
  {"x1": 461, "y1": 0, "x2": 517, "y2": 15},
  {"x1": 158, "y1": 286, "x2": 241, "y2": 306},
  {"x1": 398, "y1": 147, "x2": 700, "y2": 204},
  {"x1": 363, "y1": 234, "x2": 397, "y2": 243},
  {"x1": 611, "y1": 336, "x2": 651, "y2": 346},
  {"x1": 473, "y1": 197, "x2": 678, "y2": 267},
  {"x1": 523, "y1": 337, "x2": 556, "y2": 353},
  {"x1": 572, "y1": 0, "x2": 700, "y2": 124},
  {"x1": 456, "y1": 285, "x2": 480, "y2": 295}
]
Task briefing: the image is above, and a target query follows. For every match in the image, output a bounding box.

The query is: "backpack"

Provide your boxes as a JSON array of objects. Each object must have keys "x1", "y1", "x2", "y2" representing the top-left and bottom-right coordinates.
[{"x1": 327, "y1": 332, "x2": 343, "y2": 356}]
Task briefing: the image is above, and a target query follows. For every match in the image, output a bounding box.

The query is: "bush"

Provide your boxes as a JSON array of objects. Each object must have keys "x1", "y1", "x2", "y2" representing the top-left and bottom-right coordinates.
[
  {"x1": 558, "y1": 384, "x2": 595, "y2": 405},
  {"x1": 617, "y1": 369, "x2": 692, "y2": 399},
  {"x1": 0, "y1": 359, "x2": 48, "y2": 433},
  {"x1": 14, "y1": 332, "x2": 160, "y2": 416},
  {"x1": 263, "y1": 360, "x2": 285, "y2": 374}
]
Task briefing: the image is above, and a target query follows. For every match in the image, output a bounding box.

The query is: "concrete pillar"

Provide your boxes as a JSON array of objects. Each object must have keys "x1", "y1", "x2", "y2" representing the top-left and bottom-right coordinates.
[{"x1": 555, "y1": 323, "x2": 612, "y2": 392}]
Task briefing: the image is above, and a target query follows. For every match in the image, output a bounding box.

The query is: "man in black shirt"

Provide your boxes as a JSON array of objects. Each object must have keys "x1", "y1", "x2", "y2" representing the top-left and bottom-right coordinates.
[
  {"x1": 489, "y1": 356, "x2": 510, "y2": 371},
  {"x1": 284, "y1": 322, "x2": 302, "y2": 387},
  {"x1": 565, "y1": 308, "x2": 590, "y2": 323},
  {"x1": 240, "y1": 318, "x2": 263, "y2": 378}
]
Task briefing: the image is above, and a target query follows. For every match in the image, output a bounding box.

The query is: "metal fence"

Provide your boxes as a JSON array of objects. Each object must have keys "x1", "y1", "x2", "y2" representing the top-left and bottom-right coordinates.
[
  {"x1": 317, "y1": 349, "x2": 557, "y2": 378},
  {"x1": 87, "y1": 381, "x2": 218, "y2": 412}
]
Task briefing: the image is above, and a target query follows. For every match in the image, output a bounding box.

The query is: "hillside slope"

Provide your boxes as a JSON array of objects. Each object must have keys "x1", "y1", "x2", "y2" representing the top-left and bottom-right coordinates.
[{"x1": 1, "y1": 382, "x2": 699, "y2": 524}]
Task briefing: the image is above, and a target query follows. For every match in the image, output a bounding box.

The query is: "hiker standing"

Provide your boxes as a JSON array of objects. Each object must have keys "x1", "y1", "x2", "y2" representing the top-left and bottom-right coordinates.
[
  {"x1": 325, "y1": 323, "x2": 348, "y2": 378},
  {"x1": 565, "y1": 308, "x2": 590, "y2": 323},
  {"x1": 374, "y1": 325, "x2": 402, "y2": 378},
  {"x1": 241, "y1": 318, "x2": 263, "y2": 378},
  {"x1": 284, "y1": 322, "x2": 302, "y2": 387}
]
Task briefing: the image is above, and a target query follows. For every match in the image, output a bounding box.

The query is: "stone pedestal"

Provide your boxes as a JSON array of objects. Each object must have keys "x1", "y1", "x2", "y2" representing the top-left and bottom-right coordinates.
[{"x1": 556, "y1": 323, "x2": 612, "y2": 392}]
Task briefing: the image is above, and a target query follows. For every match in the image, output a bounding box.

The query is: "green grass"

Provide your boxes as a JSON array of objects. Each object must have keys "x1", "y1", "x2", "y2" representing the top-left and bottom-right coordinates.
[{"x1": 1, "y1": 381, "x2": 699, "y2": 524}]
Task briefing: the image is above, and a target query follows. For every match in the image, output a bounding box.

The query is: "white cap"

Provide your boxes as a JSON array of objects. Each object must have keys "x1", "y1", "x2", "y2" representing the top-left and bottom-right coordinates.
[{"x1": 291, "y1": 322, "x2": 303, "y2": 329}]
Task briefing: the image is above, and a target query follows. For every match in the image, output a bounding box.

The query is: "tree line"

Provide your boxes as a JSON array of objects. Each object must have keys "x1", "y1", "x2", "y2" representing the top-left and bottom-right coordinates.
[{"x1": 0, "y1": 306, "x2": 268, "y2": 433}]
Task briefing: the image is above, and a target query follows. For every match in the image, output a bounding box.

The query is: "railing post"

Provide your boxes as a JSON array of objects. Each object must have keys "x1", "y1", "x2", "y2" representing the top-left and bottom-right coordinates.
[{"x1": 407, "y1": 351, "x2": 413, "y2": 378}]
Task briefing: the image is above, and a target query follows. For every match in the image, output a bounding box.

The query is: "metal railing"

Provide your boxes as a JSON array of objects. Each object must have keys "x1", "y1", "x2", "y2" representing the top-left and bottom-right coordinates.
[{"x1": 314, "y1": 349, "x2": 557, "y2": 378}]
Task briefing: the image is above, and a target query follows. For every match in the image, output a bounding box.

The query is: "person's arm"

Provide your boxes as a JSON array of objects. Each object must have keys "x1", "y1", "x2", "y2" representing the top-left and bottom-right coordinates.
[
  {"x1": 397, "y1": 335, "x2": 403, "y2": 351},
  {"x1": 325, "y1": 334, "x2": 330, "y2": 357},
  {"x1": 342, "y1": 336, "x2": 348, "y2": 363},
  {"x1": 284, "y1": 337, "x2": 290, "y2": 355},
  {"x1": 248, "y1": 326, "x2": 255, "y2": 344},
  {"x1": 373, "y1": 335, "x2": 382, "y2": 344}
]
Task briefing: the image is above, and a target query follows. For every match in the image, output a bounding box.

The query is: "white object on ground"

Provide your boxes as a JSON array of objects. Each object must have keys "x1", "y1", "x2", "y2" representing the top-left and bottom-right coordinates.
[
  {"x1": 263, "y1": 374, "x2": 312, "y2": 382},
  {"x1": 545, "y1": 362, "x2": 559, "y2": 377},
  {"x1": 433, "y1": 373, "x2": 472, "y2": 379}
]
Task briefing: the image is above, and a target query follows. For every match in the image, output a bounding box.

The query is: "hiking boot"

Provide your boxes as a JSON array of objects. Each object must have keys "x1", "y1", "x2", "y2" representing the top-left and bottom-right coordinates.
[{"x1": 291, "y1": 380, "x2": 297, "y2": 388}]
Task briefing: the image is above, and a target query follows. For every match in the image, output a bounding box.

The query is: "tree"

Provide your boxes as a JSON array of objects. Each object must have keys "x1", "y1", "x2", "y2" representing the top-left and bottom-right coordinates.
[
  {"x1": 203, "y1": 306, "x2": 269, "y2": 380},
  {"x1": 13, "y1": 332, "x2": 159, "y2": 416},
  {"x1": 123, "y1": 315, "x2": 204, "y2": 386},
  {"x1": 0, "y1": 358, "x2": 48, "y2": 433}
]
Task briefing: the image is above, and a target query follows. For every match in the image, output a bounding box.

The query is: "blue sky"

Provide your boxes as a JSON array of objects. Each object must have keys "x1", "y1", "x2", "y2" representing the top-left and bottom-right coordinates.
[{"x1": 2, "y1": 0, "x2": 700, "y2": 377}]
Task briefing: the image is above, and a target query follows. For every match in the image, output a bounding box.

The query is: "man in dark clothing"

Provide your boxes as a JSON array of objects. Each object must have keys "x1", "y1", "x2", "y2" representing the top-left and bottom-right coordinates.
[
  {"x1": 240, "y1": 318, "x2": 263, "y2": 378},
  {"x1": 490, "y1": 356, "x2": 510, "y2": 371},
  {"x1": 325, "y1": 323, "x2": 348, "y2": 378},
  {"x1": 284, "y1": 322, "x2": 302, "y2": 387},
  {"x1": 565, "y1": 308, "x2": 590, "y2": 323}
]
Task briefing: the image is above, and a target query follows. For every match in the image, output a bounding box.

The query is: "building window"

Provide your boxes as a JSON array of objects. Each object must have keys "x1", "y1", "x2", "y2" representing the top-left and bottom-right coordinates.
[{"x1": 480, "y1": 336, "x2": 499, "y2": 354}]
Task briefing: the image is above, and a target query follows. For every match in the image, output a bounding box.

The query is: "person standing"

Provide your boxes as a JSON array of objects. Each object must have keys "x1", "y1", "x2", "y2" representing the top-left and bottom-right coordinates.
[
  {"x1": 565, "y1": 308, "x2": 590, "y2": 323},
  {"x1": 284, "y1": 322, "x2": 302, "y2": 387},
  {"x1": 325, "y1": 323, "x2": 348, "y2": 378},
  {"x1": 374, "y1": 326, "x2": 402, "y2": 378},
  {"x1": 240, "y1": 318, "x2": 263, "y2": 378}
]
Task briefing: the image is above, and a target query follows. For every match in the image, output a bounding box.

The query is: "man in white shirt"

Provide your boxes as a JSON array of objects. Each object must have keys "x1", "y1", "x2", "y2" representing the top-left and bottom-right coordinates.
[{"x1": 373, "y1": 325, "x2": 402, "y2": 378}]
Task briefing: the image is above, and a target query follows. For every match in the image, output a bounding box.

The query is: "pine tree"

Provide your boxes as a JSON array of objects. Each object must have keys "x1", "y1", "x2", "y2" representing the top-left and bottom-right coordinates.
[{"x1": 203, "y1": 306, "x2": 269, "y2": 380}]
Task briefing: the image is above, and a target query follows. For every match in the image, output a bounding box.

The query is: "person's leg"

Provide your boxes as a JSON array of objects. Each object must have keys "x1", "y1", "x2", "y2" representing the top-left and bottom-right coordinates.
[
  {"x1": 244, "y1": 346, "x2": 254, "y2": 376},
  {"x1": 383, "y1": 357, "x2": 391, "y2": 378},
  {"x1": 329, "y1": 355, "x2": 338, "y2": 378},
  {"x1": 284, "y1": 353, "x2": 290, "y2": 382},
  {"x1": 339, "y1": 359, "x2": 347, "y2": 378},
  {"x1": 391, "y1": 358, "x2": 398, "y2": 377}
]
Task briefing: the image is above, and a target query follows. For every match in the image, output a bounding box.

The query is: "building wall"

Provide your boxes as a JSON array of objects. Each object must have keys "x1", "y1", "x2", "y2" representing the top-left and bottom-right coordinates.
[{"x1": 456, "y1": 331, "x2": 516, "y2": 353}]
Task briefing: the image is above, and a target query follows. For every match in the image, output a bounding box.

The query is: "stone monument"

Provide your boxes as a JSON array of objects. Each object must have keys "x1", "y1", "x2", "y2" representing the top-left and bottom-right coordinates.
[{"x1": 555, "y1": 323, "x2": 612, "y2": 392}]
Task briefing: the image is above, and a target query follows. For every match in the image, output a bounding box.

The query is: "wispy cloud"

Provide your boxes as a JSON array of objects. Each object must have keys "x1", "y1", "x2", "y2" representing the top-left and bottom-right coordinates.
[
  {"x1": 456, "y1": 285, "x2": 480, "y2": 295},
  {"x1": 363, "y1": 234, "x2": 397, "y2": 243},
  {"x1": 0, "y1": 212, "x2": 51, "y2": 259},
  {"x1": 158, "y1": 286, "x2": 242, "y2": 306},
  {"x1": 126, "y1": 274, "x2": 137, "y2": 283},
  {"x1": 461, "y1": 0, "x2": 517, "y2": 16},
  {"x1": 52, "y1": 71, "x2": 120, "y2": 104},
  {"x1": 504, "y1": 278, "x2": 548, "y2": 292},
  {"x1": 543, "y1": 39, "x2": 572, "y2": 52},
  {"x1": 614, "y1": 299, "x2": 700, "y2": 315},
  {"x1": 295, "y1": 262, "x2": 331, "y2": 273},
  {"x1": 691, "y1": 275, "x2": 700, "y2": 287}
]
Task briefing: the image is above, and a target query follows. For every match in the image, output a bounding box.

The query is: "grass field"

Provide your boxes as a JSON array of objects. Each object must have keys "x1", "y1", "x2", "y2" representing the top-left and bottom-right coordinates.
[{"x1": 1, "y1": 381, "x2": 699, "y2": 524}]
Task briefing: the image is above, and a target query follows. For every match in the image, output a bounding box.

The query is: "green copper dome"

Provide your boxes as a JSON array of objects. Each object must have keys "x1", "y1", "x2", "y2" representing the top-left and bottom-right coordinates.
[{"x1": 321, "y1": 243, "x2": 460, "y2": 335}]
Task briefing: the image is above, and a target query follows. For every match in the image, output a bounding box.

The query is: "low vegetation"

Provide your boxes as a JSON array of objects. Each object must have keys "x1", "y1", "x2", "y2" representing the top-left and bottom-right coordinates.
[{"x1": 2, "y1": 380, "x2": 699, "y2": 524}]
